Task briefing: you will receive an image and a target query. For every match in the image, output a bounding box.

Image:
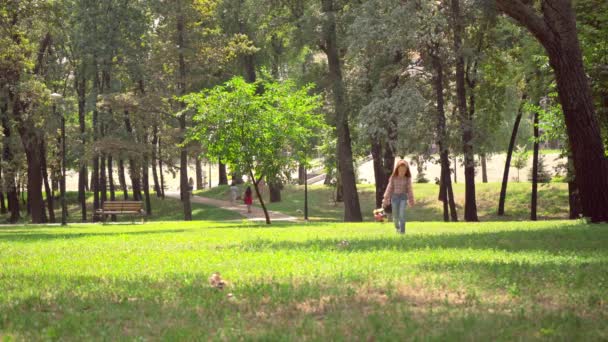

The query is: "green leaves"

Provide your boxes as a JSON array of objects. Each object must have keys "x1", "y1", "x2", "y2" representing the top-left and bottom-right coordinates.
[{"x1": 182, "y1": 76, "x2": 327, "y2": 183}]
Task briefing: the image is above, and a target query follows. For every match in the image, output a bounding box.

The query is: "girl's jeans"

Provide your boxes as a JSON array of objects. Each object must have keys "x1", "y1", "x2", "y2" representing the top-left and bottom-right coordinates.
[{"x1": 391, "y1": 194, "x2": 407, "y2": 234}]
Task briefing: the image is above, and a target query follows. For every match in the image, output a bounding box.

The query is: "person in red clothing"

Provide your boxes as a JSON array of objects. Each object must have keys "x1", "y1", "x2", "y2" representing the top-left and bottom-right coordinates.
[{"x1": 243, "y1": 186, "x2": 253, "y2": 213}]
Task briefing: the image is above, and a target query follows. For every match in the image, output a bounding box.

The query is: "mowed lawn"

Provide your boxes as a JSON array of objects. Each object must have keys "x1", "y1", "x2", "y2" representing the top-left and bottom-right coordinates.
[
  {"x1": 1, "y1": 220, "x2": 607, "y2": 340},
  {"x1": 197, "y1": 182, "x2": 570, "y2": 222}
]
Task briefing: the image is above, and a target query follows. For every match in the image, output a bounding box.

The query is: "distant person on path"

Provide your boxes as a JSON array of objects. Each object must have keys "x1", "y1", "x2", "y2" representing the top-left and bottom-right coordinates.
[
  {"x1": 243, "y1": 186, "x2": 253, "y2": 213},
  {"x1": 382, "y1": 159, "x2": 415, "y2": 234},
  {"x1": 229, "y1": 181, "x2": 239, "y2": 204}
]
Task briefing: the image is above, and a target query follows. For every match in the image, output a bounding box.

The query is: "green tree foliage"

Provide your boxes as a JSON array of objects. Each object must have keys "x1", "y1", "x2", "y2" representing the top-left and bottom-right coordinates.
[{"x1": 183, "y1": 76, "x2": 327, "y2": 223}]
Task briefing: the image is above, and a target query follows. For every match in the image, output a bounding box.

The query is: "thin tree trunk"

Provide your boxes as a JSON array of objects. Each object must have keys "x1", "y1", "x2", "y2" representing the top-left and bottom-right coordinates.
[
  {"x1": 118, "y1": 159, "x2": 128, "y2": 200},
  {"x1": 151, "y1": 126, "x2": 161, "y2": 197},
  {"x1": 321, "y1": 0, "x2": 362, "y2": 221},
  {"x1": 531, "y1": 111, "x2": 539, "y2": 220},
  {"x1": 480, "y1": 154, "x2": 488, "y2": 183},
  {"x1": 177, "y1": 4, "x2": 192, "y2": 220},
  {"x1": 100, "y1": 152, "x2": 107, "y2": 205},
  {"x1": 249, "y1": 169, "x2": 271, "y2": 224},
  {"x1": 498, "y1": 94, "x2": 526, "y2": 215},
  {"x1": 195, "y1": 156, "x2": 203, "y2": 190},
  {"x1": 124, "y1": 110, "x2": 142, "y2": 201},
  {"x1": 298, "y1": 164, "x2": 306, "y2": 185},
  {"x1": 158, "y1": 136, "x2": 165, "y2": 198},
  {"x1": 371, "y1": 140, "x2": 385, "y2": 208},
  {"x1": 76, "y1": 75, "x2": 87, "y2": 221},
  {"x1": 452, "y1": 0, "x2": 478, "y2": 221},
  {"x1": 41, "y1": 141, "x2": 55, "y2": 223},
  {"x1": 431, "y1": 51, "x2": 458, "y2": 222},
  {"x1": 143, "y1": 154, "x2": 152, "y2": 216},
  {"x1": 0, "y1": 161, "x2": 6, "y2": 214},
  {"x1": 108, "y1": 155, "x2": 116, "y2": 221}
]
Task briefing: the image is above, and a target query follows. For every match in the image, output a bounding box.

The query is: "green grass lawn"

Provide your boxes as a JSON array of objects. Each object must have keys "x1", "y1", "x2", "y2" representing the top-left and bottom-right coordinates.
[
  {"x1": 1, "y1": 220, "x2": 606, "y2": 340},
  {"x1": 197, "y1": 182, "x2": 569, "y2": 222},
  {"x1": 0, "y1": 192, "x2": 242, "y2": 224}
]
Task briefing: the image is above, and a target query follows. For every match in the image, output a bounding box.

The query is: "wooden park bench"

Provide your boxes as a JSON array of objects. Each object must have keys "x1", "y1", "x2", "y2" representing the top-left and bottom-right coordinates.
[{"x1": 95, "y1": 201, "x2": 146, "y2": 222}]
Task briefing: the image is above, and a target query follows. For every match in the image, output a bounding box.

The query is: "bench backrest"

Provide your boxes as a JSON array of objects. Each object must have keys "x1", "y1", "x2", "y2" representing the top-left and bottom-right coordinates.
[{"x1": 102, "y1": 201, "x2": 143, "y2": 212}]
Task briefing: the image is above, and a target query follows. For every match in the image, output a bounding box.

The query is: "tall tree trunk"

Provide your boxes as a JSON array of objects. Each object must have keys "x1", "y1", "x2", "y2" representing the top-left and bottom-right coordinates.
[
  {"x1": 2, "y1": 108, "x2": 19, "y2": 222},
  {"x1": 371, "y1": 140, "x2": 385, "y2": 208},
  {"x1": 567, "y1": 153, "x2": 582, "y2": 219},
  {"x1": 249, "y1": 169, "x2": 271, "y2": 224},
  {"x1": 177, "y1": 5, "x2": 192, "y2": 220},
  {"x1": 41, "y1": 141, "x2": 55, "y2": 223},
  {"x1": 218, "y1": 161, "x2": 228, "y2": 185},
  {"x1": 480, "y1": 154, "x2": 488, "y2": 183},
  {"x1": 91, "y1": 86, "x2": 100, "y2": 221},
  {"x1": 158, "y1": 136, "x2": 165, "y2": 198},
  {"x1": 451, "y1": 0, "x2": 478, "y2": 221},
  {"x1": 100, "y1": 152, "x2": 107, "y2": 205},
  {"x1": 498, "y1": 94, "x2": 526, "y2": 215},
  {"x1": 321, "y1": 0, "x2": 362, "y2": 221},
  {"x1": 298, "y1": 164, "x2": 306, "y2": 185},
  {"x1": 124, "y1": 110, "x2": 142, "y2": 201},
  {"x1": 496, "y1": 0, "x2": 608, "y2": 222},
  {"x1": 0, "y1": 161, "x2": 6, "y2": 214},
  {"x1": 269, "y1": 180, "x2": 282, "y2": 203},
  {"x1": 531, "y1": 110, "x2": 539, "y2": 220},
  {"x1": 118, "y1": 159, "x2": 128, "y2": 200},
  {"x1": 108, "y1": 155, "x2": 116, "y2": 221},
  {"x1": 195, "y1": 156, "x2": 203, "y2": 190},
  {"x1": 76, "y1": 74, "x2": 87, "y2": 221},
  {"x1": 431, "y1": 51, "x2": 458, "y2": 222},
  {"x1": 142, "y1": 154, "x2": 152, "y2": 216},
  {"x1": 151, "y1": 126, "x2": 161, "y2": 197}
]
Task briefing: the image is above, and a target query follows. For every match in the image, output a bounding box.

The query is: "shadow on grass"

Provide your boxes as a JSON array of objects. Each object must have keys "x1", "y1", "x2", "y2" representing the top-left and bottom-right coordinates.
[
  {"x1": 0, "y1": 229, "x2": 188, "y2": 242},
  {"x1": 1, "y1": 270, "x2": 605, "y2": 340}
]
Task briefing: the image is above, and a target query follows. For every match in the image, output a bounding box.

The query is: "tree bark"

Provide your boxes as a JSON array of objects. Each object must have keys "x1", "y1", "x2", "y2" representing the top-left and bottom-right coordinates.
[
  {"x1": 124, "y1": 110, "x2": 142, "y2": 201},
  {"x1": 2, "y1": 112, "x2": 19, "y2": 223},
  {"x1": 480, "y1": 154, "x2": 488, "y2": 183},
  {"x1": 431, "y1": 51, "x2": 458, "y2": 221},
  {"x1": 298, "y1": 164, "x2": 306, "y2": 185},
  {"x1": 76, "y1": 74, "x2": 87, "y2": 221},
  {"x1": 143, "y1": 154, "x2": 152, "y2": 216},
  {"x1": 496, "y1": 0, "x2": 608, "y2": 222},
  {"x1": 452, "y1": 0, "x2": 478, "y2": 221},
  {"x1": 158, "y1": 136, "x2": 165, "y2": 198},
  {"x1": 531, "y1": 111, "x2": 539, "y2": 220},
  {"x1": 177, "y1": 5, "x2": 192, "y2": 220},
  {"x1": 218, "y1": 161, "x2": 228, "y2": 185},
  {"x1": 151, "y1": 126, "x2": 161, "y2": 197},
  {"x1": 108, "y1": 155, "x2": 116, "y2": 221},
  {"x1": 0, "y1": 161, "x2": 6, "y2": 214},
  {"x1": 269, "y1": 180, "x2": 282, "y2": 203},
  {"x1": 498, "y1": 94, "x2": 525, "y2": 215},
  {"x1": 195, "y1": 156, "x2": 203, "y2": 190},
  {"x1": 321, "y1": 0, "x2": 362, "y2": 221},
  {"x1": 118, "y1": 159, "x2": 128, "y2": 200},
  {"x1": 371, "y1": 140, "x2": 385, "y2": 208},
  {"x1": 41, "y1": 141, "x2": 55, "y2": 223}
]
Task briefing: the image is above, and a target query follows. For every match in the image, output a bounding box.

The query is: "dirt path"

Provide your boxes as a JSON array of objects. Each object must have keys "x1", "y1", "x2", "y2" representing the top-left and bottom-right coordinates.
[{"x1": 166, "y1": 193, "x2": 297, "y2": 222}]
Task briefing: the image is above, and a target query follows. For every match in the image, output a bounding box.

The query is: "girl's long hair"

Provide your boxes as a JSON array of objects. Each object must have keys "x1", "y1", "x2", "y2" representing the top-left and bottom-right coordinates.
[
  {"x1": 391, "y1": 159, "x2": 412, "y2": 178},
  {"x1": 245, "y1": 186, "x2": 252, "y2": 196}
]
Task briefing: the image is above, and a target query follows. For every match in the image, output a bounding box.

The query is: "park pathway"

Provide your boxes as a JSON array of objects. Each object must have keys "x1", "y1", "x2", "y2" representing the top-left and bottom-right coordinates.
[{"x1": 165, "y1": 193, "x2": 298, "y2": 222}]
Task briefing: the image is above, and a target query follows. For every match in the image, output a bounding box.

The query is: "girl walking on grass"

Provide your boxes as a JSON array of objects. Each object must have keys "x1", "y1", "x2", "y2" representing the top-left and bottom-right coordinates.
[
  {"x1": 382, "y1": 160, "x2": 415, "y2": 234},
  {"x1": 243, "y1": 186, "x2": 253, "y2": 213}
]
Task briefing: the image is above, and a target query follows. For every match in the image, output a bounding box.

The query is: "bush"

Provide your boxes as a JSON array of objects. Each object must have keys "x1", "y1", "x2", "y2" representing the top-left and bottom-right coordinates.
[{"x1": 528, "y1": 155, "x2": 552, "y2": 183}]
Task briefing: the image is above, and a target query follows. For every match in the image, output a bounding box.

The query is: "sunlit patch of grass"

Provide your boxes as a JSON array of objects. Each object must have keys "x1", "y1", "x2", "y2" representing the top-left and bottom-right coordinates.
[
  {"x1": 197, "y1": 182, "x2": 569, "y2": 222},
  {"x1": 0, "y1": 220, "x2": 606, "y2": 340}
]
